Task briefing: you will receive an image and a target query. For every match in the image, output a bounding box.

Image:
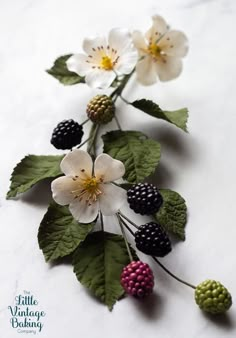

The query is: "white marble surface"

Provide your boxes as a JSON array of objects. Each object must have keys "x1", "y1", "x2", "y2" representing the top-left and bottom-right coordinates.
[{"x1": 1, "y1": 0, "x2": 236, "y2": 337}]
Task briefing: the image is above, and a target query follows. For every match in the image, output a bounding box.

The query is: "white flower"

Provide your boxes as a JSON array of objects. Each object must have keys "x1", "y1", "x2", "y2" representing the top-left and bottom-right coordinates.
[
  {"x1": 51, "y1": 149, "x2": 126, "y2": 223},
  {"x1": 66, "y1": 28, "x2": 138, "y2": 89},
  {"x1": 133, "y1": 15, "x2": 188, "y2": 85}
]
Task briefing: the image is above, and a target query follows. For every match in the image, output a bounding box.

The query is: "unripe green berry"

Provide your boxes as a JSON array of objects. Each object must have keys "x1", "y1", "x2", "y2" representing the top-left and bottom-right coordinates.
[
  {"x1": 86, "y1": 95, "x2": 115, "y2": 124},
  {"x1": 195, "y1": 280, "x2": 232, "y2": 314}
]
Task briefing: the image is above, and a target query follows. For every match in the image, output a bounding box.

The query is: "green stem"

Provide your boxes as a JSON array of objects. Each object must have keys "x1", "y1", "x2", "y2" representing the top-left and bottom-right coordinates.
[
  {"x1": 152, "y1": 257, "x2": 196, "y2": 290},
  {"x1": 110, "y1": 69, "x2": 135, "y2": 102},
  {"x1": 100, "y1": 211, "x2": 104, "y2": 232},
  {"x1": 119, "y1": 95, "x2": 130, "y2": 105},
  {"x1": 87, "y1": 123, "x2": 99, "y2": 157},
  {"x1": 116, "y1": 214, "x2": 133, "y2": 262},
  {"x1": 119, "y1": 217, "x2": 135, "y2": 236},
  {"x1": 81, "y1": 118, "x2": 90, "y2": 126},
  {"x1": 118, "y1": 211, "x2": 139, "y2": 229},
  {"x1": 76, "y1": 136, "x2": 92, "y2": 149},
  {"x1": 119, "y1": 212, "x2": 196, "y2": 290},
  {"x1": 114, "y1": 115, "x2": 122, "y2": 130}
]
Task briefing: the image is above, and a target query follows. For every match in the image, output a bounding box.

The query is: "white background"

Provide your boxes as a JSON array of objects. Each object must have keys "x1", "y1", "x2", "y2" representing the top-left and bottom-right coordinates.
[{"x1": 1, "y1": 0, "x2": 236, "y2": 337}]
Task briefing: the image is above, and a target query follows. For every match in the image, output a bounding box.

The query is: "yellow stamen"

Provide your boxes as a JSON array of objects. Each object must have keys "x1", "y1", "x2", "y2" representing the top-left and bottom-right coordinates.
[
  {"x1": 148, "y1": 43, "x2": 162, "y2": 58},
  {"x1": 72, "y1": 176, "x2": 102, "y2": 205},
  {"x1": 100, "y1": 56, "x2": 113, "y2": 70}
]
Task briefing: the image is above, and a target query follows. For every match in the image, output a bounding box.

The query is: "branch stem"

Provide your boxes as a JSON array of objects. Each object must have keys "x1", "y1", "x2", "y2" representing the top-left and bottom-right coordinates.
[
  {"x1": 118, "y1": 212, "x2": 196, "y2": 290},
  {"x1": 118, "y1": 211, "x2": 139, "y2": 229},
  {"x1": 100, "y1": 211, "x2": 104, "y2": 232},
  {"x1": 76, "y1": 136, "x2": 92, "y2": 149},
  {"x1": 116, "y1": 214, "x2": 133, "y2": 262}
]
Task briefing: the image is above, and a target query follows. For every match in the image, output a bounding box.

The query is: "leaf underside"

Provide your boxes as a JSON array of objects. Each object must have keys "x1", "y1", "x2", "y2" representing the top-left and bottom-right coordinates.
[{"x1": 132, "y1": 99, "x2": 188, "y2": 132}]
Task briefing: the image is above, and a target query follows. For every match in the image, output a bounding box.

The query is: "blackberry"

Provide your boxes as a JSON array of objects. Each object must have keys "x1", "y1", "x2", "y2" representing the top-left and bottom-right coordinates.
[
  {"x1": 86, "y1": 95, "x2": 115, "y2": 124},
  {"x1": 195, "y1": 280, "x2": 232, "y2": 314},
  {"x1": 135, "y1": 222, "x2": 171, "y2": 257},
  {"x1": 121, "y1": 261, "x2": 154, "y2": 298},
  {"x1": 51, "y1": 119, "x2": 84, "y2": 150},
  {"x1": 127, "y1": 183, "x2": 163, "y2": 215}
]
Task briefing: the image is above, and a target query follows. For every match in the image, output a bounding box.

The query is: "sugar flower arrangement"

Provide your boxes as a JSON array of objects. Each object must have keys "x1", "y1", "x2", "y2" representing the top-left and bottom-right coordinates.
[{"x1": 7, "y1": 15, "x2": 232, "y2": 314}]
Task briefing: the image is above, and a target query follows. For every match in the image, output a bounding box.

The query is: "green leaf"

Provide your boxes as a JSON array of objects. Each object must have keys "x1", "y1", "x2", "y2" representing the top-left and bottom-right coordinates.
[
  {"x1": 46, "y1": 55, "x2": 85, "y2": 85},
  {"x1": 73, "y1": 231, "x2": 138, "y2": 310},
  {"x1": 38, "y1": 203, "x2": 94, "y2": 262},
  {"x1": 7, "y1": 155, "x2": 63, "y2": 198},
  {"x1": 154, "y1": 189, "x2": 187, "y2": 240},
  {"x1": 102, "y1": 130, "x2": 161, "y2": 183},
  {"x1": 132, "y1": 99, "x2": 188, "y2": 132}
]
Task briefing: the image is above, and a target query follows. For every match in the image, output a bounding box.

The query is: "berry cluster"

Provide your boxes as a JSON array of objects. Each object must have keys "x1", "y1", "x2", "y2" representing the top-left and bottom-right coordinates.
[
  {"x1": 135, "y1": 222, "x2": 172, "y2": 257},
  {"x1": 51, "y1": 119, "x2": 83, "y2": 150},
  {"x1": 127, "y1": 183, "x2": 163, "y2": 215},
  {"x1": 121, "y1": 261, "x2": 154, "y2": 298},
  {"x1": 195, "y1": 280, "x2": 232, "y2": 314},
  {"x1": 86, "y1": 95, "x2": 115, "y2": 124}
]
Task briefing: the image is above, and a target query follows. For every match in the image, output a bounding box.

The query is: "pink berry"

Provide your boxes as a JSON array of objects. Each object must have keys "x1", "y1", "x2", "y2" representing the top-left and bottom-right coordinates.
[{"x1": 120, "y1": 261, "x2": 154, "y2": 298}]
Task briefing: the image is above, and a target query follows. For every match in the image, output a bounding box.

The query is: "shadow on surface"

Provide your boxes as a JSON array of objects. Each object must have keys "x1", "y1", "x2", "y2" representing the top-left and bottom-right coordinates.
[
  {"x1": 147, "y1": 162, "x2": 175, "y2": 188},
  {"x1": 202, "y1": 311, "x2": 235, "y2": 330},
  {"x1": 21, "y1": 178, "x2": 53, "y2": 207},
  {"x1": 130, "y1": 292, "x2": 164, "y2": 320}
]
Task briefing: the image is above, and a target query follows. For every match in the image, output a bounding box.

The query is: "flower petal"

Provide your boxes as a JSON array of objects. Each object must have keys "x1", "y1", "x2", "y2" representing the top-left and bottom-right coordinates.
[
  {"x1": 69, "y1": 199, "x2": 99, "y2": 223},
  {"x1": 99, "y1": 184, "x2": 126, "y2": 216},
  {"x1": 66, "y1": 54, "x2": 92, "y2": 76},
  {"x1": 51, "y1": 176, "x2": 77, "y2": 205},
  {"x1": 108, "y1": 28, "x2": 132, "y2": 54},
  {"x1": 155, "y1": 56, "x2": 183, "y2": 82},
  {"x1": 94, "y1": 153, "x2": 125, "y2": 183},
  {"x1": 83, "y1": 36, "x2": 107, "y2": 54},
  {"x1": 145, "y1": 15, "x2": 168, "y2": 42},
  {"x1": 60, "y1": 149, "x2": 93, "y2": 177},
  {"x1": 135, "y1": 56, "x2": 157, "y2": 85},
  {"x1": 132, "y1": 31, "x2": 147, "y2": 52},
  {"x1": 159, "y1": 30, "x2": 188, "y2": 57},
  {"x1": 115, "y1": 49, "x2": 138, "y2": 74},
  {"x1": 85, "y1": 69, "x2": 116, "y2": 89}
]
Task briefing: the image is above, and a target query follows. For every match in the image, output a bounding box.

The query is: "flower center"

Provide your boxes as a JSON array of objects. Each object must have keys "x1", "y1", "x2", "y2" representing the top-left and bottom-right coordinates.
[
  {"x1": 148, "y1": 43, "x2": 162, "y2": 58},
  {"x1": 72, "y1": 176, "x2": 102, "y2": 205},
  {"x1": 83, "y1": 177, "x2": 99, "y2": 192},
  {"x1": 100, "y1": 56, "x2": 113, "y2": 70}
]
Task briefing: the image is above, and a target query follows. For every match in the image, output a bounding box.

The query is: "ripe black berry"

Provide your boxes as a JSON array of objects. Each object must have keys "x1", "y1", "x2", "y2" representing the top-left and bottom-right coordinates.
[
  {"x1": 51, "y1": 119, "x2": 84, "y2": 150},
  {"x1": 127, "y1": 183, "x2": 163, "y2": 215},
  {"x1": 135, "y1": 222, "x2": 172, "y2": 257}
]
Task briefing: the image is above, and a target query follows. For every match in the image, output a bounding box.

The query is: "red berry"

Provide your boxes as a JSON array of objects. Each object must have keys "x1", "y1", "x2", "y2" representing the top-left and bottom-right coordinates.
[{"x1": 121, "y1": 261, "x2": 154, "y2": 298}]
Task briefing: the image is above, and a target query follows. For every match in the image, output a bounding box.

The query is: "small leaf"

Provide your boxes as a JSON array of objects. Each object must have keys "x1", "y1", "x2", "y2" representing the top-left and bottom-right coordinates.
[
  {"x1": 154, "y1": 189, "x2": 187, "y2": 240},
  {"x1": 7, "y1": 155, "x2": 63, "y2": 198},
  {"x1": 132, "y1": 99, "x2": 188, "y2": 132},
  {"x1": 46, "y1": 55, "x2": 85, "y2": 85},
  {"x1": 38, "y1": 203, "x2": 94, "y2": 262},
  {"x1": 73, "y1": 231, "x2": 138, "y2": 310},
  {"x1": 102, "y1": 130, "x2": 161, "y2": 183}
]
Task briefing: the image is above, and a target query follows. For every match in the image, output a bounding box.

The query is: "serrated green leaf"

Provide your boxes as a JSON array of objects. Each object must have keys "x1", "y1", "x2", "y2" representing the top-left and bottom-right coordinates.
[
  {"x1": 7, "y1": 155, "x2": 63, "y2": 198},
  {"x1": 132, "y1": 99, "x2": 188, "y2": 132},
  {"x1": 102, "y1": 130, "x2": 161, "y2": 183},
  {"x1": 73, "y1": 231, "x2": 138, "y2": 310},
  {"x1": 38, "y1": 203, "x2": 94, "y2": 262},
  {"x1": 154, "y1": 189, "x2": 187, "y2": 240},
  {"x1": 46, "y1": 55, "x2": 85, "y2": 85}
]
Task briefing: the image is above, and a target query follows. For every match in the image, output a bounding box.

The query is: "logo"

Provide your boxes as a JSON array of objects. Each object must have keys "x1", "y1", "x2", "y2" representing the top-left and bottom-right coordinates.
[{"x1": 8, "y1": 290, "x2": 46, "y2": 335}]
